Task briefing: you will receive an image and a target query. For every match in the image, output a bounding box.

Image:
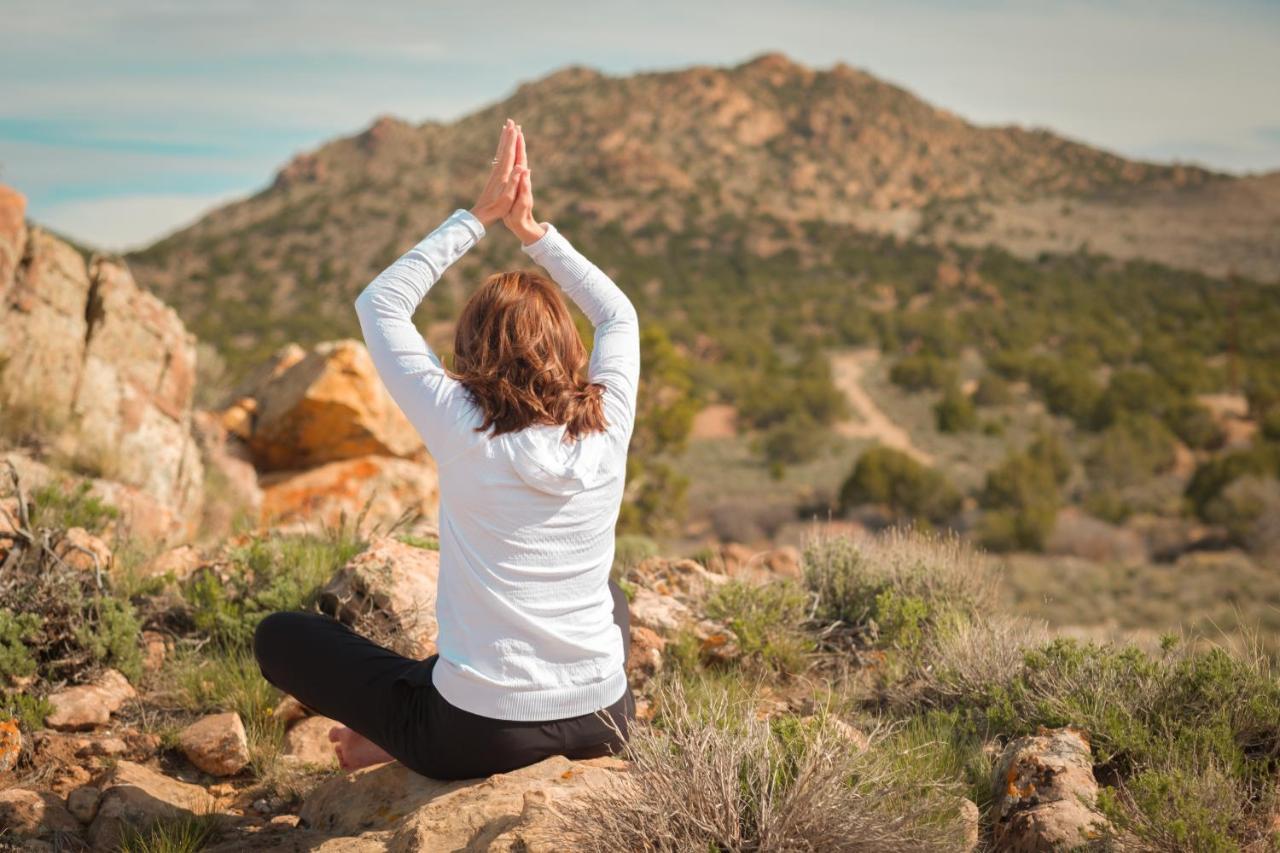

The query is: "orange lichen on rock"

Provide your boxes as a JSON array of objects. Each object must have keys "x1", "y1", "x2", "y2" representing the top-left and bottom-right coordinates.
[{"x1": 0, "y1": 718, "x2": 21, "y2": 772}]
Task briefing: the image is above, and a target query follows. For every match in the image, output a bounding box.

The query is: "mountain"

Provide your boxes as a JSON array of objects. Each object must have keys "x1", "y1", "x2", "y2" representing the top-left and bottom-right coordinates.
[{"x1": 126, "y1": 51, "x2": 1279, "y2": 376}]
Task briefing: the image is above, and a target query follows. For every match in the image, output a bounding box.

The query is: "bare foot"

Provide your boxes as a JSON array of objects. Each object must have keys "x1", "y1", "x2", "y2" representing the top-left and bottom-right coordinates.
[{"x1": 328, "y1": 725, "x2": 395, "y2": 771}]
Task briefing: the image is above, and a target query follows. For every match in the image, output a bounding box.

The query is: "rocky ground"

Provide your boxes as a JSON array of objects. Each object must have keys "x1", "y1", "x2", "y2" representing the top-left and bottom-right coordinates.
[{"x1": 4, "y1": 484, "x2": 1133, "y2": 851}]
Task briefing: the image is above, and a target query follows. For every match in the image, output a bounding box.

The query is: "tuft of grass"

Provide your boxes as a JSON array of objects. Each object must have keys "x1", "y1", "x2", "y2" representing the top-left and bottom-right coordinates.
[
  {"x1": 552, "y1": 676, "x2": 971, "y2": 852},
  {"x1": 117, "y1": 811, "x2": 222, "y2": 853}
]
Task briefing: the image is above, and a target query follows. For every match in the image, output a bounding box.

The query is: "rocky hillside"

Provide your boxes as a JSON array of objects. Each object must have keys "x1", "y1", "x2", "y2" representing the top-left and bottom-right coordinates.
[{"x1": 125, "y1": 51, "x2": 1279, "y2": 377}]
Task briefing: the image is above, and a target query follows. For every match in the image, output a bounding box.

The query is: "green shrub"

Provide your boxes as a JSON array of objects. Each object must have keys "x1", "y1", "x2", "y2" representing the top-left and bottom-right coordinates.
[
  {"x1": 801, "y1": 529, "x2": 996, "y2": 653},
  {"x1": 1085, "y1": 413, "x2": 1178, "y2": 490},
  {"x1": 0, "y1": 610, "x2": 41, "y2": 680},
  {"x1": 703, "y1": 579, "x2": 815, "y2": 673},
  {"x1": 933, "y1": 383, "x2": 977, "y2": 433},
  {"x1": 972, "y1": 373, "x2": 1014, "y2": 406},
  {"x1": 1186, "y1": 445, "x2": 1280, "y2": 518},
  {"x1": 979, "y1": 437, "x2": 1068, "y2": 551},
  {"x1": 889, "y1": 353, "x2": 956, "y2": 391},
  {"x1": 183, "y1": 533, "x2": 362, "y2": 651},
  {"x1": 1, "y1": 692, "x2": 54, "y2": 732},
  {"x1": 839, "y1": 447, "x2": 962, "y2": 524}
]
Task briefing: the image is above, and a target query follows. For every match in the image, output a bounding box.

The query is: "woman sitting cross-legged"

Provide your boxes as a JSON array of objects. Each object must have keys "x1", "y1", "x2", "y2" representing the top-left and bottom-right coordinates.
[{"x1": 252, "y1": 118, "x2": 640, "y2": 780}]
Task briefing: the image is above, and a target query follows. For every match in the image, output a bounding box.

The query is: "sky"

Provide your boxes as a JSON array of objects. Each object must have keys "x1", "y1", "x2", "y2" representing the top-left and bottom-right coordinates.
[{"x1": 3, "y1": 0, "x2": 1278, "y2": 251}]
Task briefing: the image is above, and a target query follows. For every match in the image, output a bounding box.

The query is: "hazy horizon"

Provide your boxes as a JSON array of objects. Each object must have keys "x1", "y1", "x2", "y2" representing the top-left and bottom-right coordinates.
[{"x1": 3, "y1": 0, "x2": 1278, "y2": 251}]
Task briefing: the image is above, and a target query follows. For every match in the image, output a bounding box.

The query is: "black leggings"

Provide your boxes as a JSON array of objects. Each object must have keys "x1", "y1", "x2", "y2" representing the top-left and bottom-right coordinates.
[{"x1": 252, "y1": 578, "x2": 636, "y2": 781}]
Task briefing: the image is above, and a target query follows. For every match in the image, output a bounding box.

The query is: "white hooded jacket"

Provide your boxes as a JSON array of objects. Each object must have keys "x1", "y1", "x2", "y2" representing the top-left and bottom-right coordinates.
[{"x1": 353, "y1": 208, "x2": 639, "y2": 721}]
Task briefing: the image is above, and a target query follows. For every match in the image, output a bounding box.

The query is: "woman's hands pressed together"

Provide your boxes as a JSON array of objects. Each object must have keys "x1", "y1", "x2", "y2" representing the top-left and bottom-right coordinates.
[{"x1": 469, "y1": 118, "x2": 547, "y2": 246}]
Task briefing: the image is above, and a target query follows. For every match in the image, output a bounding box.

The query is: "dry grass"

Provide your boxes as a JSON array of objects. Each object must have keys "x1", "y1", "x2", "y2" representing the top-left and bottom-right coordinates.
[{"x1": 553, "y1": 677, "x2": 971, "y2": 853}]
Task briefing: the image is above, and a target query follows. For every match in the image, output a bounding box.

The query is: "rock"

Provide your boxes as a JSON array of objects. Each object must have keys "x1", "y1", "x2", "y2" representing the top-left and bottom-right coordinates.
[
  {"x1": 137, "y1": 544, "x2": 205, "y2": 581},
  {"x1": 957, "y1": 797, "x2": 980, "y2": 852},
  {"x1": 625, "y1": 625, "x2": 665, "y2": 685},
  {"x1": 142, "y1": 630, "x2": 168, "y2": 671},
  {"x1": 272, "y1": 695, "x2": 309, "y2": 727},
  {"x1": 318, "y1": 536, "x2": 440, "y2": 658},
  {"x1": 239, "y1": 339, "x2": 425, "y2": 471},
  {"x1": 89, "y1": 760, "x2": 219, "y2": 850},
  {"x1": 45, "y1": 669, "x2": 136, "y2": 730},
  {"x1": 627, "y1": 586, "x2": 692, "y2": 635},
  {"x1": 0, "y1": 215, "x2": 204, "y2": 541},
  {"x1": 191, "y1": 409, "x2": 264, "y2": 539},
  {"x1": 53, "y1": 526, "x2": 113, "y2": 575},
  {"x1": 693, "y1": 618, "x2": 741, "y2": 664},
  {"x1": 0, "y1": 788, "x2": 80, "y2": 837},
  {"x1": 628, "y1": 556, "x2": 730, "y2": 604},
  {"x1": 0, "y1": 717, "x2": 21, "y2": 772},
  {"x1": 991, "y1": 727, "x2": 1111, "y2": 851},
  {"x1": 282, "y1": 716, "x2": 340, "y2": 768},
  {"x1": 260, "y1": 454, "x2": 439, "y2": 539},
  {"x1": 700, "y1": 542, "x2": 802, "y2": 582},
  {"x1": 826, "y1": 717, "x2": 871, "y2": 752},
  {"x1": 299, "y1": 754, "x2": 629, "y2": 849},
  {"x1": 66, "y1": 786, "x2": 101, "y2": 824},
  {"x1": 179, "y1": 711, "x2": 251, "y2": 776},
  {"x1": 0, "y1": 184, "x2": 26, "y2": 287},
  {"x1": 69, "y1": 256, "x2": 204, "y2": 524}
]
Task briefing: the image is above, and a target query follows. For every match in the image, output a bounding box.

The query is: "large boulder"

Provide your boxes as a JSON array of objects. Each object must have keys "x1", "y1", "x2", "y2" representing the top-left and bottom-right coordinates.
[
  {"x1": 991, "y1": 727, "x2": 1111, "y2": 850},
  {"x1": 318, "y1": 536, "x2": 440, "y2": 658},
  {"x1": 66, "y1": 255, "x2": 203, "y2": 522},
  {"x1": 299, "y1": 753, "x2": 630, "y2": 850},
  {"x1": 233, "y1": 339, "x2": 427, "y2": 472},
  {"x1": 259, "y1": 454, "x2": 439, "y2": 538},
  {"x1": 0, "y1": 197, "x2": 205, "y2": 541}
]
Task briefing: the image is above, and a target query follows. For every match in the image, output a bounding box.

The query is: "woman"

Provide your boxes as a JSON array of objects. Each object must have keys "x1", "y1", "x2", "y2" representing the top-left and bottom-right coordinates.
[{"x1": 253, "y1": 118, "x2": 641, "y2": 780}]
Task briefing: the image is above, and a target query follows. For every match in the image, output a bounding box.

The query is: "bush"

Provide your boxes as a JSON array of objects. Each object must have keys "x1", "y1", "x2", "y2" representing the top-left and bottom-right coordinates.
[
  {"x1": 889, "y1": 353, "x2": 956, "y2": 391},
  {"x1": 838, "y1": 447, "x2": 962, "y2": 524},
  {"x1": 183, "y1": 532, "x2": 362, "y2": 651},
  {"x1": 972, "y1": 373, "x2": 1013, "y2": 407},
  {"x1": 1186, "y1": 445, "x2": 1280, "y2": 518},
  {"x1": 801, "y1": 529, "x2": 996, "y2": 654},
  {"x1": 703, "y1": 579, "x2": 815, "y2": 673},
  {"x1": 1204, "y1": 475, "x2": 1280, "y2": 555},
  {"x1": 1084, "y1": 413, "x2": 1178, "y2": 490},
  {"x1": 933, "y1": 383, "x2": 977, "y2": 433},
  {"x1": 978, "y1": 435, "x2": 1069, "y2": 551}
]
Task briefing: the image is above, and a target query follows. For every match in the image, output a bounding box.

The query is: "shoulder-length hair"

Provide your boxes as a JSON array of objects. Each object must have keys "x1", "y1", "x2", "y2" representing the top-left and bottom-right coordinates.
[{"x1": 447, "y1": 269, "x2": 608, "y2": 440}]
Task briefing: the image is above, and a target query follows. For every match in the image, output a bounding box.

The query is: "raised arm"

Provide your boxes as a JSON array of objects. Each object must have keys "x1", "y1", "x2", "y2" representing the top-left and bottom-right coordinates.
[
  {"x1": 352, "y1": 207, "x2": 486, "y2": 463},
  {"x1": 520, "y1": 222, "x2": 640, "y2": 440}
]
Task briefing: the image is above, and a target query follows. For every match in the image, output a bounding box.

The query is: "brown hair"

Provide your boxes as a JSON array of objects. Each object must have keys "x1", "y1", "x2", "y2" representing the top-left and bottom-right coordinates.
[{"x1": 447, "y1": 269, "x2": 608, "y2": 440}]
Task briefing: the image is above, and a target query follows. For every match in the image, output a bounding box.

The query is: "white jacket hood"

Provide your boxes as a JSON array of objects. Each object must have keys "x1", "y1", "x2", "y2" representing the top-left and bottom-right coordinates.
[{"x1": 502, "y1": 423, "x2": 614, "y2": 496}]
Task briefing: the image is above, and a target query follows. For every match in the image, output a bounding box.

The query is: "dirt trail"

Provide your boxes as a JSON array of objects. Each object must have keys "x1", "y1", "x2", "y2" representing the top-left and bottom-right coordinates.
[{"x1": 830, "y1": 349, "x2": 934, "y2": 465}]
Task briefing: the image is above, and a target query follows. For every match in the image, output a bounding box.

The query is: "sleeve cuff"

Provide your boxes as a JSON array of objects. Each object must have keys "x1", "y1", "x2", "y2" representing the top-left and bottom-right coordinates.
[
  {"x1": 519, "y1": 221, "x2": 558, "y2": 256},
  {"x1": 454, "y1": 207, "x2": 486, "y2": 241}
]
